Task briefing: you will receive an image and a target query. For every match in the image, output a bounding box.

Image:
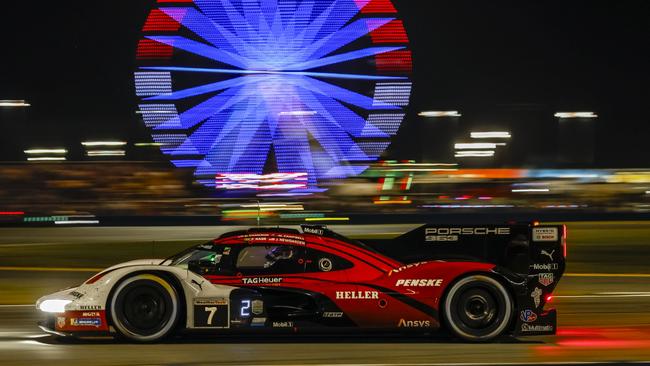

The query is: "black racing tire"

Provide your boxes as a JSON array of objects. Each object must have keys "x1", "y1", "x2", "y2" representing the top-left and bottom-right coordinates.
[
  {"x1": 110, "y1": 274, "x2": 180, "y2": 343},
  {"x1": 443, "y1": 274, "x2": 514, "y2": 342}
]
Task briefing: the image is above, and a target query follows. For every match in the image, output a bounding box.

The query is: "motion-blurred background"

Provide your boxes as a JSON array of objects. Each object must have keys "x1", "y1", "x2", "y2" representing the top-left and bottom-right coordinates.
[{"x1": 1, "y1": 1, "x2": 649, "y2": 364}]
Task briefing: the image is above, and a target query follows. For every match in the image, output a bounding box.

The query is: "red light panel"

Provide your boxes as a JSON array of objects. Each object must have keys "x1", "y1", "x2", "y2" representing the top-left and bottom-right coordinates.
[
  {"x1": 136, "y1": 39, "x2": 174, "y2": 60},
  {"x1": 370, "y1": 20, "x2": 408, "y2": 44},
  {"x1": 356, "y1": 0, "x2": 397, "y2": 14},
  {"x1": 143, "y1": 9, "x2": 182, "y2": 32},
  {"x1": 375, "y1": 50, "x2": 412, "y2": 72}
]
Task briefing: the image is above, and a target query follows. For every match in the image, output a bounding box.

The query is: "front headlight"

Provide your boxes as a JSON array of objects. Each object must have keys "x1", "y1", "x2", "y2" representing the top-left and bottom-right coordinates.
[{"x1": 39, "y1": 299, "x2": 72, "y2": 313}]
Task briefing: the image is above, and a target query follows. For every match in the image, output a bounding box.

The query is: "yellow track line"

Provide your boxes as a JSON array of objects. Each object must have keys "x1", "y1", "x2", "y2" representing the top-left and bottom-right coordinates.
[{"x1": 0, "y1": 266, "x2": 102, "y2": 272}]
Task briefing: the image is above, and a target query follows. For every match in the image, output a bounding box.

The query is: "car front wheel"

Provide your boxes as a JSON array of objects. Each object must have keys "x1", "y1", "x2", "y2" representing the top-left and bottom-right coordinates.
[
  {"x1": 110, "y1": 274, "x2": 180, "y2": 342},
  {"x1": 443, "y1": 274, "x2": 513, "y2": 342}
]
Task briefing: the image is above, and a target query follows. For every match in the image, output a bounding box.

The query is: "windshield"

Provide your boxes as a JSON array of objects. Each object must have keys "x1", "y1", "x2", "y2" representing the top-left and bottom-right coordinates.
[{"x1": 166, "y1": 243, "x2": 225, "y2": 268}]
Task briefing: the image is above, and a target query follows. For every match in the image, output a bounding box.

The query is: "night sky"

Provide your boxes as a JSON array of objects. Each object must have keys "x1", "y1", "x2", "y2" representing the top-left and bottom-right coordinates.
[{"x1": 1, "y1": 0, "x2": 649, "y2": 167}]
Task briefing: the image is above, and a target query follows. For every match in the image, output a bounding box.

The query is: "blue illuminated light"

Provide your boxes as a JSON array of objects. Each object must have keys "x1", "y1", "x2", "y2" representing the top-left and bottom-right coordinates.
[
  {"x1": 241, "y1": 300, "x2": 251, "y2": 317},
  {"x1": 137, "y1": 0, "x2": 412, "y2": 189}
]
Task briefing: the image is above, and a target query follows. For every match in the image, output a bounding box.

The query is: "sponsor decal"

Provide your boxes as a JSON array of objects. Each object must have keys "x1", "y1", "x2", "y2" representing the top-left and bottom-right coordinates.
[
  {"x1": 335, "y1": 291, "x2": 379, "y2": 300},
  {"x1": 195, "y1": 299, "x2": 228, "y2": 306},
  {"x1": 69, "y1": 291, "x2": 84, "y2": 299},
  {"x1": 323, "y1": 312, "x2": 344, "y2": 318},
  {"x1": 426, "y1": 235, "x2": 459, "y2": 242},
  {"x1": 318, "y1": 258, "x2": 333, "y2": 272},
  {"x1": 223, "y1": 247, "x2": 231, "y2": 256},
  {"x1": 244, "y1": 233, "x2": 305, "y2": 246},
  {"x1": 71, "y1": 318, "x2": 102, "y2": 327},
  {"x1": 520, "y1": 310, "x2": 538, "y2": 323},
  {"x1": 398, "y1": 319, "x2": 431, "y2": 328},
  {"x1": 425, "y1": 227, "x2": 510, "y2": 243},
  {"x1": 389, "y1": 262, "x2": 427, "y2": 276},
  {"x1": 395, "y1": 279, "x2": 443, "y2": 287},
  {"x1": 78, "y1": 305, "x2": 101, "y2": 311},
  {"x1": 251, "y1": 317, "x2": 266, "y2": 326},
  {"x1": 57, "y1": 317, "x2": 66, "y2": 329},
  {"x1": 521, "y1": 324, "x2": 554, "y2": 332},
  {"x1": 531, "y1": 287, "x2": 543, "y2": 308},
  {"x1": 533, "y1": 227, "x2": 559, "y2": 242},
  {"x1": 541, "y1": 249, "x2": 555, "y2": 261},
  {"x1": 82, "y1": 312, "x2": 101, "y2": 317},
  {"x1": 272, "y1": 321, "x2": 294, "y2": 328},
  {"x1": 538, "y1": 273, "x2": 554, "y2": 287},
  {"x1": 251, "y1": 300, "x2": 264, "y2": 315},
  {"x1": 303, "y1": 227, "x2": 324, "y2": 236},
  {"x1": 531, "y1": 263, "x2": 559, "y2": 271},
  {"x1": 242, "y1": 277, "x2": 283, "y2": 285}
]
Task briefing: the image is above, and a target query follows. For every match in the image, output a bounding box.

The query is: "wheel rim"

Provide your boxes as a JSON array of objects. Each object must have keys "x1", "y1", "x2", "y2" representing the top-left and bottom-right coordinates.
[
  {"x1": 444, "y1": 275, "x2": 513, "y2": 341},
  {"x1": 458, "y1": 288, "x2": 497, "y2": 329},
  {"x1": 123, "y1": 287, "x2": 168, "y2": 333},
  {"x1": 111, "y1": 274, "x2": 178, "y2": 341}
]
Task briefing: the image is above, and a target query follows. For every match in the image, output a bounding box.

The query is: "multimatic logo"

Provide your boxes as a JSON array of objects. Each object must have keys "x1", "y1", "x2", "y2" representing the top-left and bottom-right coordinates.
[
  {"x1": 398, "y1": 319, "x2": 431, "y2": 327},
  {"x1": 395, "y1": 279, "x2": 443, "y2": 287},
  {"x1": 521, "y1": 324, "x2": 554, "y2": 332},
  {"x1": 335, "y1": 291, "x2": 379, "y2": 300},
  {"x1": 242, "y1": 278, "x2": 283, "y2": 285},
  {"x1": 425, "y1": 227, "x2": 511, "y2": 242}
]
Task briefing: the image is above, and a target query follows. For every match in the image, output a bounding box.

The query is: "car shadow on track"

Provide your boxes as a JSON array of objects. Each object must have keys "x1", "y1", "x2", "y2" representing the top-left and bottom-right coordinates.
[{"x1": 36, "y1": 333, "x2": 543, "y2": 346}]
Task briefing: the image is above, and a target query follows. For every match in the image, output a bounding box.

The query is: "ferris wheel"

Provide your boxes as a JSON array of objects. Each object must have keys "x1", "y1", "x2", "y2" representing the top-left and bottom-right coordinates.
[{"x1": 135, "y1": 0, "x2": 412, "y2": 191}]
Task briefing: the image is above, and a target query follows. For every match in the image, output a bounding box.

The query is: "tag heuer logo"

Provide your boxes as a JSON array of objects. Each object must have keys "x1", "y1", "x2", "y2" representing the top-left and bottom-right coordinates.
[{"x1": 538, "y1": 273, "x2": 554, "y2": 287}]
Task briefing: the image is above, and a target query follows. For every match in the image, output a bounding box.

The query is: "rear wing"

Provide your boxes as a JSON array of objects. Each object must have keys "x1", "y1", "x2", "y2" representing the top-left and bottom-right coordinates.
[{"x1": 362, "y1": 223, "x2": 566, "y2": 277}]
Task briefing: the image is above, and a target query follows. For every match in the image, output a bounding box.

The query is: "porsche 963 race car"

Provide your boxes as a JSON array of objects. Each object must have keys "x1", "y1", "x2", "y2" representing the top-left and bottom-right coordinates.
[{"x1": 36, "y1": 223, "x2": 566, "y2": 342}]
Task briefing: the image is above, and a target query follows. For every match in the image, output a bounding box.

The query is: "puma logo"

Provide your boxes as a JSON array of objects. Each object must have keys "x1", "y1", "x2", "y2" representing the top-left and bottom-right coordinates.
[{"x1": 541, "y1": 249, "x2": 555, "y2": 261}]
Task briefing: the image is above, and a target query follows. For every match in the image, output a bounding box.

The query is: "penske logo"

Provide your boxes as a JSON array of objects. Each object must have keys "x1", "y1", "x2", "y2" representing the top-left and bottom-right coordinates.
[{"x1": 395, "y1": 279, "x2": 443, "y2": 287}]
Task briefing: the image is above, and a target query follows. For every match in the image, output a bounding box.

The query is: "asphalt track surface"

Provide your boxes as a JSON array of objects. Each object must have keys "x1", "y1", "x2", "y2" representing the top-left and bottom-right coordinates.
[{"x1": 0, "y1": 223, "x2": 649, "y2": 365}]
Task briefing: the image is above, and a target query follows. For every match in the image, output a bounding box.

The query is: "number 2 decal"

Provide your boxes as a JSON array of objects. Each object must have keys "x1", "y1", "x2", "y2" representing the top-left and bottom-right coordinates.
[{"x1": 241, "y1": 300, "x2": 251, "y2": 317}]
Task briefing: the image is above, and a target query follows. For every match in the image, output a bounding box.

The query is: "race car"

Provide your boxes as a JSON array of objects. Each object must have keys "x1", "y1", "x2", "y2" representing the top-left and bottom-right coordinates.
[{"x1": 36, "y1": 223, "x2": 566, "y2": 342}]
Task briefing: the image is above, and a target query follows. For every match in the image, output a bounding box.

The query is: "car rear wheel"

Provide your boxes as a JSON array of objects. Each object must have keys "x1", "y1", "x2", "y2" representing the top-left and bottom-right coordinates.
[
  {"x1": 443, "y1": 274, "x2": 513, "y2": 342},
  {"x1": 110, "y1": 274, "x2": 180, "y2": 342}
]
